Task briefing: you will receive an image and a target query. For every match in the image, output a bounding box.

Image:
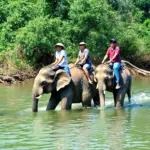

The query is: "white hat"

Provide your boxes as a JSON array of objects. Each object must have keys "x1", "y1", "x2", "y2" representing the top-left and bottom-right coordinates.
[
  {"x1": 79, "y1": 42, "x2": 86, "y2": 45},
  {"x1": 55, "y1": 43, "x2": 64, "y2": 48}
]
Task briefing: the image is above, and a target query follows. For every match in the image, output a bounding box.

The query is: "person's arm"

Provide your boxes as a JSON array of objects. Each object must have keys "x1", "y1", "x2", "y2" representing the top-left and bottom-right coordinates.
[
  {"x1": 102, "y1": 54, "x2": 108, "y2": 64},
  {"x1": 74, "y1": 52, "x2": 80, "y2": 65},
  {"x1": 107, "y1": 53, "x2": 118, "y2": 63},
  {"x1": 102, "y1": 48, "x2": 109, "y2": 64},
  {"x1": 80, "y1": 56, "x2": 88, "y2": 65},
  {"x1": 54, "y1": 56, "x2": 64, "y2": 66},
  {"x1": 51, "y1": 52, "x2": 58, "y2": 67},
  {"x1": 51, "y1": 58, "x2": 58, "y2": 66},
  {"x1": 75, "y1": 58, "x2": 80, "y2": 65}
]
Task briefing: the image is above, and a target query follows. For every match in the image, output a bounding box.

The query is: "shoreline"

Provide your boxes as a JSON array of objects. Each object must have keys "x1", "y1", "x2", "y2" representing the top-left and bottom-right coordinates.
[{"x1": 0, "y1": 70, "x2": 37, "y2": 85}]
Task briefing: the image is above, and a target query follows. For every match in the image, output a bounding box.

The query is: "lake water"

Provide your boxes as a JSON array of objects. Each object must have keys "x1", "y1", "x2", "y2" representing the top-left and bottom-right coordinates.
[{"x1": 0, "y1": 77, "x2": 150, "y2": 150}]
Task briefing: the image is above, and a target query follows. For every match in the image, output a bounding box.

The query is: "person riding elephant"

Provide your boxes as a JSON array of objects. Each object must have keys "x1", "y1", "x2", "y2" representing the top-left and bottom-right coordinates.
[
  {"x1": 95, "y1": 38, "x2": 132, "y2": 108},
  {"x1": 74, "y1": 42, "x2": 93, "y2": 84},
  {"x1": 32, "y1": 65, "x2": 99, "y2": 112},
  {"x1": 102, "y1": 39, "x2": 121, "y2": 89},
  {"x1": 51, "y1": 43, "x2": 71, "y2": 76},
  {"x1": 94, "y1": 63, "x2": 132, "y2": 109}
]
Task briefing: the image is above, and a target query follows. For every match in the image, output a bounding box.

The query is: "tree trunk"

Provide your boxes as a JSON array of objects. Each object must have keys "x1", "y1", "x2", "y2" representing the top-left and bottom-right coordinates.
[{"x1": 122, "y1": 60, "x2": 150, "y2": 76}]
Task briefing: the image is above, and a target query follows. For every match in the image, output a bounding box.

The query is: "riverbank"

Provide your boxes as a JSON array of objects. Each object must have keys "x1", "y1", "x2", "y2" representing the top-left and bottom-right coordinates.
[
  {"x1": 0, "y1": 62, "x2": 37, "y2": 84},
  {"x1": 129, "y1": 54, "x2": 150, "y2": 71},
  {"x1": 0, "y1": 69, "x2": 37, "y2": 84}
]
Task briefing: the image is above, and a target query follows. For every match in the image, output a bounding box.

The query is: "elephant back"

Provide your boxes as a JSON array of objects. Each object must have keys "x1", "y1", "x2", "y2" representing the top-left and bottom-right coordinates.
[
  {"x1": 70, "y1": 66, "x2": 97, "y2": 103},
  {"x1": 70, "y1": 66, "x2": 84, "y2": 82}
]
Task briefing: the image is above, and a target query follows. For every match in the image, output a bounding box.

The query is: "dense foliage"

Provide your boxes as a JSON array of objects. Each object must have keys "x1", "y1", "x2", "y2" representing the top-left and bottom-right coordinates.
[{"x1": 0, "y1": 0, "x2": 149, "y2": 68}]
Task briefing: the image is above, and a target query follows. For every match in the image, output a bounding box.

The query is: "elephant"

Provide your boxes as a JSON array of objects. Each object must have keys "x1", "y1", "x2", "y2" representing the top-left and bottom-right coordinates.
[
  {"x1": 94, "y1": 64, "x2": 132, "y2": 108},
  {"x1": 32, "y1": 65, "x2": 99, "y2": 112}
]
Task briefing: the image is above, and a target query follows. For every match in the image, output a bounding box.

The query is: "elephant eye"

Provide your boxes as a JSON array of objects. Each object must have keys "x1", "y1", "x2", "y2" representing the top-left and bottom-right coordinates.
[
  {"x1": 103, "y1": 70, "x2": 106, "y2": 73},
  {"x1": 109, "y1": 71, "x2": 113, "y2": 75},
  {"x1": 49, "y1": 74, "x2": 55, "y2": 79},
  {"x1": 104, "y1": 70, "x2": 108, "y2": 74},
  {"x1": 41, "y1": 81, "x2": 47, "y2": 86}
]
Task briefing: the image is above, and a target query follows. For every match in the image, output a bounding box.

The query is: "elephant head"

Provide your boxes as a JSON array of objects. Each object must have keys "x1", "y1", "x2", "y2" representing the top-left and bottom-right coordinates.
[
  {"x1": 95, "y1": 64, "x2": 113, "y2": 90},
  {"x1": 94, "y1": 64, "x2": 113, "y2": 107},
  {"x1": 32, "y1": 67, "x2": 71, "y2": 112}
]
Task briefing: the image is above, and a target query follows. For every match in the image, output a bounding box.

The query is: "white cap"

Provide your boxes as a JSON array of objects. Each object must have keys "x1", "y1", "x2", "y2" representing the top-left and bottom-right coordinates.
[
  {"x1": 79, "y1": 42, "x2": 86, "y2": 45},
  {"x1": 55, "y1": 43, "x2": 64, "y2": 48}
]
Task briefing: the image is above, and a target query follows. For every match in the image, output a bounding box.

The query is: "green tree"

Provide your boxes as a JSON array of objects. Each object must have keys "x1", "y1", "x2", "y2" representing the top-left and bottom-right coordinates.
[
  {"x1": 0, "y1": 0, "x2": 149, "y2": 70},
  {"x1": 68, "y1": 0, "x2": 119, "y2": 58}
]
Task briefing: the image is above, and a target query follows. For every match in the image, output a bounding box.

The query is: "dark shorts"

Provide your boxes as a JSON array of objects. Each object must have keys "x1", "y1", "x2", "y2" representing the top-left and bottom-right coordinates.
[
  {"x1": 81, "y1": 63, "x2": 93, "y2": 74},
  {"x1": 83, "y1": 64, "x2": 91, "y2": 70}
]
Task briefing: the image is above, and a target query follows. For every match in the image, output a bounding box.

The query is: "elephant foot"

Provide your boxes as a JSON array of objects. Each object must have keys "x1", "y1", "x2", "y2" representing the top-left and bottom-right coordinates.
[
  {"x1": 129, "y1": 99, "x2": 131, "y2": 104},
  {"x1": 114, "y1": 106, "x2": 123, "y2": 110},
  {"x1": 94, "y1": 104, "x2": 100, "y2": 108},
  {"x1": 96, "y1": 106, "x2": 105, "y2": 110},
  {"x1": 83, "y1": 106, "x2": 91, "y2": 109},
  {"x1": 82, "y1": 100, "x2": 91, "y2": 108}
]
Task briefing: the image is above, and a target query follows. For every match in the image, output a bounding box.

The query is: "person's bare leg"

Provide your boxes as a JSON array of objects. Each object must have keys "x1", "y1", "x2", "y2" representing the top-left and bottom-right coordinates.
[{"x1": 83, "y1": 67, "x2": 93, "y2": 84}]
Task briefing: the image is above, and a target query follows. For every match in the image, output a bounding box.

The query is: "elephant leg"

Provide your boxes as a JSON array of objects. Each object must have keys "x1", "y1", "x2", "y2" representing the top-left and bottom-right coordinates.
[
  {"x1": 114, "y1": 89, "x2": 126, "y2": 108},
  {"x1": 46, "y1": 94, "x2": 60, "y2": 110},
  {"x1": 61, "y1": 97, "x2": 72, "y2": 110},
  {"x1": 127, "y1": 89, "x2": 131, "y2": 104},
  {"x1": 93, "y1": 92, "x2": 100, "y2": 107},
  {"x1": 113, "y1": 92, "x2": 117, "y2": 107},
  {"x1": 60, "y1": 86, "x2": 73, "y2": 110},
  {"x1": 127, "y1": 79, "x2": 132, "y2": 103},
  {"x1": 82, "y1": 92, "x2": 91, "y2": 107}
]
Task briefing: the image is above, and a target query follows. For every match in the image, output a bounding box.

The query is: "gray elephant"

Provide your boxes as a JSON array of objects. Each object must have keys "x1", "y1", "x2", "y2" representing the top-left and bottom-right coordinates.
[
  {"x1": 32, "y1": 65, "x2": 99, "y2": 112},
  {"x1": 94, "y1": 64, "x2": 132, "y2": 108}
]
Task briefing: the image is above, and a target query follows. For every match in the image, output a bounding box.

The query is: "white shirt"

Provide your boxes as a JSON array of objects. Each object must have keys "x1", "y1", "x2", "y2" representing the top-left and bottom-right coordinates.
[{"x1": 55, "y1": 49, "x2": 68, "y2": 67}]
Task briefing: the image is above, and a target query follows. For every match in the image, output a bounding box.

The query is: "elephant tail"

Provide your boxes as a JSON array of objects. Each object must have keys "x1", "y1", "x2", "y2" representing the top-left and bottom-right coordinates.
[{"x1": 127, "y1": 76, "x2": 132, "y2": 103}]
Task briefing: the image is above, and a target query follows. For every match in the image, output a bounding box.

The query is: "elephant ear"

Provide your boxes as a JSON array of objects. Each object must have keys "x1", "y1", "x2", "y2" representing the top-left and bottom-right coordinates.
[{"x1": 55, "y1": 70, "x2": 71, "y2": 91}]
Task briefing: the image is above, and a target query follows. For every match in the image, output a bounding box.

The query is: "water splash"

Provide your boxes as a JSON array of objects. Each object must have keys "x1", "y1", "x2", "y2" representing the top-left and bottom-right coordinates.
[
  {"x1": 25, "y1": 93, "x2": 150, "y2": 112},
  {"x1": 132, "y1": 93, "x2": 150, "y2": 104}
]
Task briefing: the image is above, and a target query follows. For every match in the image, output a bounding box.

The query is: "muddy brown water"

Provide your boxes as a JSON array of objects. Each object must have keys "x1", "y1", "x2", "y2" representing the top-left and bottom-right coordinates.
[{"x1": 0, "y1": 77, "x2": 150, "y2": 150}]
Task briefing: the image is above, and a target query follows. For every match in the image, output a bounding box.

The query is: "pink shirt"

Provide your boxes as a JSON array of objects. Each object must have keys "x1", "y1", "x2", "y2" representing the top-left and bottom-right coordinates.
[{"x1": 106, "y1": 46, "x2": 121, "y2": 63}]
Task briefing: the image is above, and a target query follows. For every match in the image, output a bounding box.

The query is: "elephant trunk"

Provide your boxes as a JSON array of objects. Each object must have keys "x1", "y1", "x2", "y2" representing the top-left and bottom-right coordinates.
[
  {"x1": 98, "y1": 89, "x2": 105, "y2": 108},
  {"x1": 32, "y1": 94, "x2": 39, "y2": 112},
  {"x1": 97, "y1": 80, "x2": 106, "y2": 108},
  {"x1": 32, "y1": 86, "x2": 43, "y2": 112}
]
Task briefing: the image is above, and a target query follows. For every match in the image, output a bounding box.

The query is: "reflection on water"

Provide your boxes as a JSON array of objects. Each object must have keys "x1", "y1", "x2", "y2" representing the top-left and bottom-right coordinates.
[{"x1": 0, "y1": 78, "x2": 150, "y2": 149}]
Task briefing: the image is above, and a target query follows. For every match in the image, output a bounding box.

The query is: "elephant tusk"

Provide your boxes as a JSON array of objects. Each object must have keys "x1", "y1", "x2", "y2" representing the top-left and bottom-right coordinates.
[
  {"x1": 96, "y1": 84, "x2": 99, "y2": 89},
  {"x1": 94, "y1": 78, "x2": 97, "y2": 82},
  {"x1": 36, "y1": 95, "x2": 42, "y2": 99}
]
